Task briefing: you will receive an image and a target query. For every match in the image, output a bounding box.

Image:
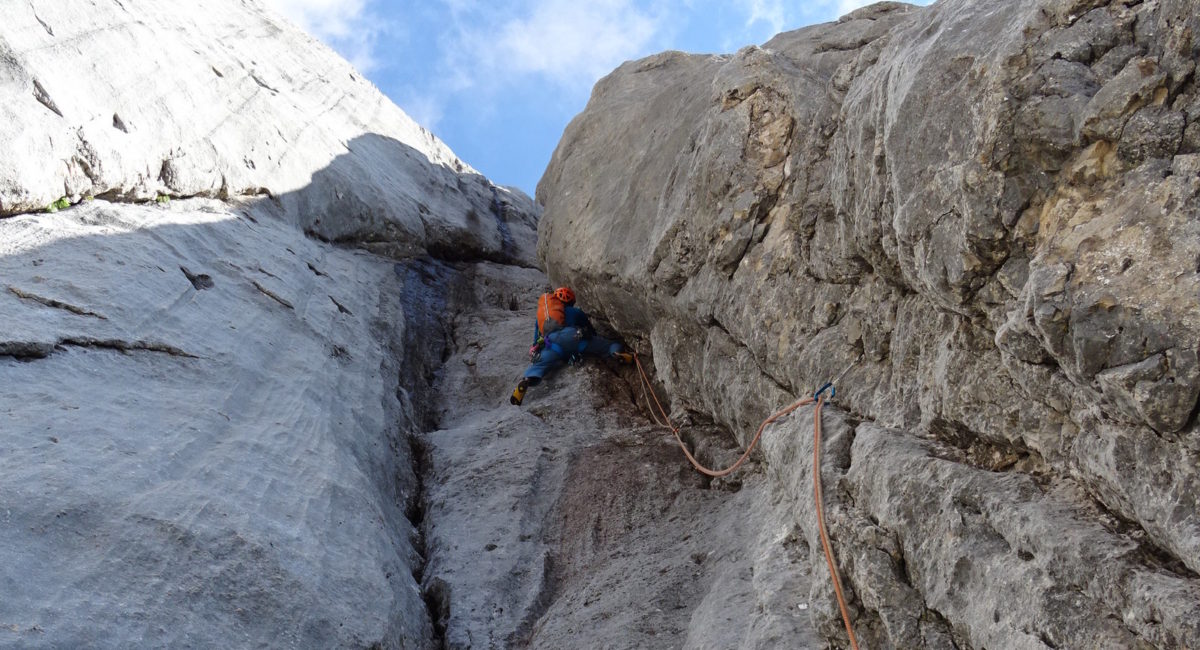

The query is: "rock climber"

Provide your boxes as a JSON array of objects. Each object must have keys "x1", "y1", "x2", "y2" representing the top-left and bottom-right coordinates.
[{"x1": 510, "y1": 286, "x2": 633, "y2": 406}]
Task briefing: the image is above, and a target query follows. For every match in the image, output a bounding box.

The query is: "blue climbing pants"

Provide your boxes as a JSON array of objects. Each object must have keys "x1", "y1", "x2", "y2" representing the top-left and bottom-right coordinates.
[{"x1": 522, "y1": 326, "x2": 622, "y2": 384}]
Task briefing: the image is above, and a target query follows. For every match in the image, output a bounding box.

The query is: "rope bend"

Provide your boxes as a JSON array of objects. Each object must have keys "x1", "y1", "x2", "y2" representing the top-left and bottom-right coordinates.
[{"x1": 631, "y1": 353, "x2": 859, "y2": 648}]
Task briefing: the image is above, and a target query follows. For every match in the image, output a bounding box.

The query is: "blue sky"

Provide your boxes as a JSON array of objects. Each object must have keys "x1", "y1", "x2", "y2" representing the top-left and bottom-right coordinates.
[{"x1": 264, "y1": 0, "x2": 933, "y2": 197}]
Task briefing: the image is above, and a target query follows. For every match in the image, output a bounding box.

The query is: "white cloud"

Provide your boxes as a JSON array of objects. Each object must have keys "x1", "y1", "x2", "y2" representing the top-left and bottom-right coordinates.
[
  {"x1": 741, "y1": 0, "x2": 788, "y2": 35},
  {"x1": 442, "y1": 0, "x2": 664, "y2": 93},
  {"x1": 390, "y1": 0, "x2": 665, "y2": 137},
  {"x1": 261, "y1": 0, "x2": 382, "y2": 72},
  {"x1": 262, "y1": 0, "x2": 367, "y2": 39},
  {"x1": 398, "y1": 94, "x2": 446, "y2": 133},
  {"x1": 726, "y1": 0, "x2": 878, "y2": 32},
  {"x1": 496, "y1": 0, "x2": 660, "y2": 84},
  {"x1": 725, "y1": 0, "x2": 850, "y2": 46}
]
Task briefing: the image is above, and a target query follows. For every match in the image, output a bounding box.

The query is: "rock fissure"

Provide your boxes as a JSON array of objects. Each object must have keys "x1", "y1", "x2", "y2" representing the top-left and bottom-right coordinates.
[
  {"x1": 31, "y1": 6, "x2": 54, "y2": 37},
  {"x1": 706, "y1": 315, "x2": 798, "y2": 395},
  {"x1": 1078, "y1": 481, "x2": 1200, "y2": 582},
  {"x1": 7, "y1": 285, "x2": 108, "y2": 319},
  {"x1": 58, "y1": 336, "x2": 200, "y2": 358},
  {"x1": 0, "y1": 340, "x2": 57, "y2": 360},
  {"x1": 0, "y1": 189, "x2": 278, "y2": 221},
  {"x1": 329, "y1": 295, "x2": 352, "y2": 315},
  {"x1": 250, "y1": 280, "x2": 294, "y2": 309},
  {"x1": 31, "y1": 78, "x2": 63, "y2": 118},
  {"x1": 1, "y1": 336, "x2": 198, "y2": 360},
  {"x1": 405, "y1": 432, "x2": 447, "y2": 650},
  {"x1": 924, "y1": 415, "x2": 1049, "y2": 475}
]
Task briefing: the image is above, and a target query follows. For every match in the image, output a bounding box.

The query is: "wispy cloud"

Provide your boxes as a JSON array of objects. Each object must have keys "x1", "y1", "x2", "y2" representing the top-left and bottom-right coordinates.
[
  {"x1": 398, "y1": 0, "x2": 665, "y2": 131},
  {"x1": 399, "y1": 94, "x2": 446, "y2": 134},
  {"x1": 495, "y1": 0, "x2": 661, "y2": 84},
  {"x1": 741, "y1": 0, "x2": 788, "y2": 35},
  {"x1": 443, "y1": 0, "x2": 664, "y2": 92},
  {"x1": 261, "y1": 0, "x2": 384, "y2": 72},
  {"x1": 727, "y1": 0, "x2": 878, "y2": 32}
]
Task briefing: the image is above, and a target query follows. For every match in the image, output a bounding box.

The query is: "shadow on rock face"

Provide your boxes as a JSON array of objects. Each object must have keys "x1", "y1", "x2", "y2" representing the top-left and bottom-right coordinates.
[
  {"x1": 0, "y1": 197, "x2": 438, "y2": 648},
  {"x1": 274, "y1": 133, "x2": 540, "y2": 268},
  {"x1": 0, "y1": 126, "x2": 544, "y2": 648}
]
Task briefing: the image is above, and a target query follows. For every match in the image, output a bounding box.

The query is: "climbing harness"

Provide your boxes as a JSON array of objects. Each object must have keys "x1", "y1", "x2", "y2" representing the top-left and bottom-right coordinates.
[{"x1": 632, "y1": 352, "x2": 861, "y2": 649}]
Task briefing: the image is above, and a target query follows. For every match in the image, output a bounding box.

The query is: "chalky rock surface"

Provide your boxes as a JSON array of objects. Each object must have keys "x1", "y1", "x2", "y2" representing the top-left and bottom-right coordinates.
[
  {"x1": 0, "y1": 0, "x2": 539, "y2": 647},
  {"x1": 538, "y1": 0, "x2": 1200, "y2": 647},
  {"x1": 0, "y1": 199, "x2": 433, "y2": 647},
  {"x1": 413, "y1": 261, "x2": 822, "y2": 649},
  {"x1": 0, "y1": 0, "x2": 538, "y2": 264}
]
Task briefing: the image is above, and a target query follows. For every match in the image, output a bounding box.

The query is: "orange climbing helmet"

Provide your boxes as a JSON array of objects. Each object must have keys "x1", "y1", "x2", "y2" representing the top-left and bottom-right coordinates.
[{"x1": 553, "y1": 286, "x2": 575, "y2": 305}]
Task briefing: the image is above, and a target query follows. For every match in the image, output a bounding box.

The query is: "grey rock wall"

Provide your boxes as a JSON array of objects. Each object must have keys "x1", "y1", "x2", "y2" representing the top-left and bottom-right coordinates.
[
  {"x1": 538, "y1": 0, "x2": 1200, "y2": 647},
  {"x1": 0, "y1": 0, "x2": 541, "y2": 647},
  {"x1": 0, "y1": 198, "x2": 432, "y2": 648}
]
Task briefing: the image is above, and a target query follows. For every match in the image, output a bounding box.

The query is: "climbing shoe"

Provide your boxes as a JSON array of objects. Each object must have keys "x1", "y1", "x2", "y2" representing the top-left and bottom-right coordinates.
[
  {"x1": 510, "y1": 379, "x2": 529, "y2": 406},
  {"x1": 612, "y1": 351, "x2": 634, "y2": 364}
]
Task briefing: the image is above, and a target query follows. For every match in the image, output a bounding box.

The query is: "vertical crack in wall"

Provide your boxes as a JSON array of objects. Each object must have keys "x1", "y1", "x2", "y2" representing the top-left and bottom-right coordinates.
[
  {"x1": 389, "y1": 258, "x2": 459, "y2": 650},
  {"x1": 407, "y1": 433, "x2": 448, "y2": 649}
]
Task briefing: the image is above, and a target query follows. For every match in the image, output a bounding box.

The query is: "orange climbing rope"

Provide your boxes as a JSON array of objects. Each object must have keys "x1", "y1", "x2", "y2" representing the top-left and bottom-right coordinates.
[
  {"x1": 632, "y1": 354, "x2": 812, "y2": 477},
  {"x1": 813, "y1": 394, "x2": 859, "y2": 650},
  {"x1": 632, "y1": 353, "x2": 859, "y2": 648}
]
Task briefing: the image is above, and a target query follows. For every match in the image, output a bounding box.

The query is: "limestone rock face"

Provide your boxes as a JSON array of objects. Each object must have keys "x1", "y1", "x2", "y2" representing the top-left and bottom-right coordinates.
[
  {"x1": 0, "y1": 1, "x2": 540, "y2": 648},
  {"x1": 538, "y1": 0, "x2": 1200, "y2": 646},
  {"x1": 0, "y1": 199, "x2": 437, "y2": 648},
  {"x1": 0, "y1": 0, "x2": 538, "y2": 265}
]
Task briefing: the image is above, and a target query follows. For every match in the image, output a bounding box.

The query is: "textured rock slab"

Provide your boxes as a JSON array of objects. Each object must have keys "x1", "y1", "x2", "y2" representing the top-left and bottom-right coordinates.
[
  {"x1": 0, "y1": 0, "x2": 538, "y2": 265},
  {"x1": 0, "y1": 200, "x2": 431, "y2": 648},
  {"x1": 843, "y1": 424, "x2": 1200, "y2": 650},
  {"x1": 757, "y1": 409, "x2": 1200, "y2": 650}
]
